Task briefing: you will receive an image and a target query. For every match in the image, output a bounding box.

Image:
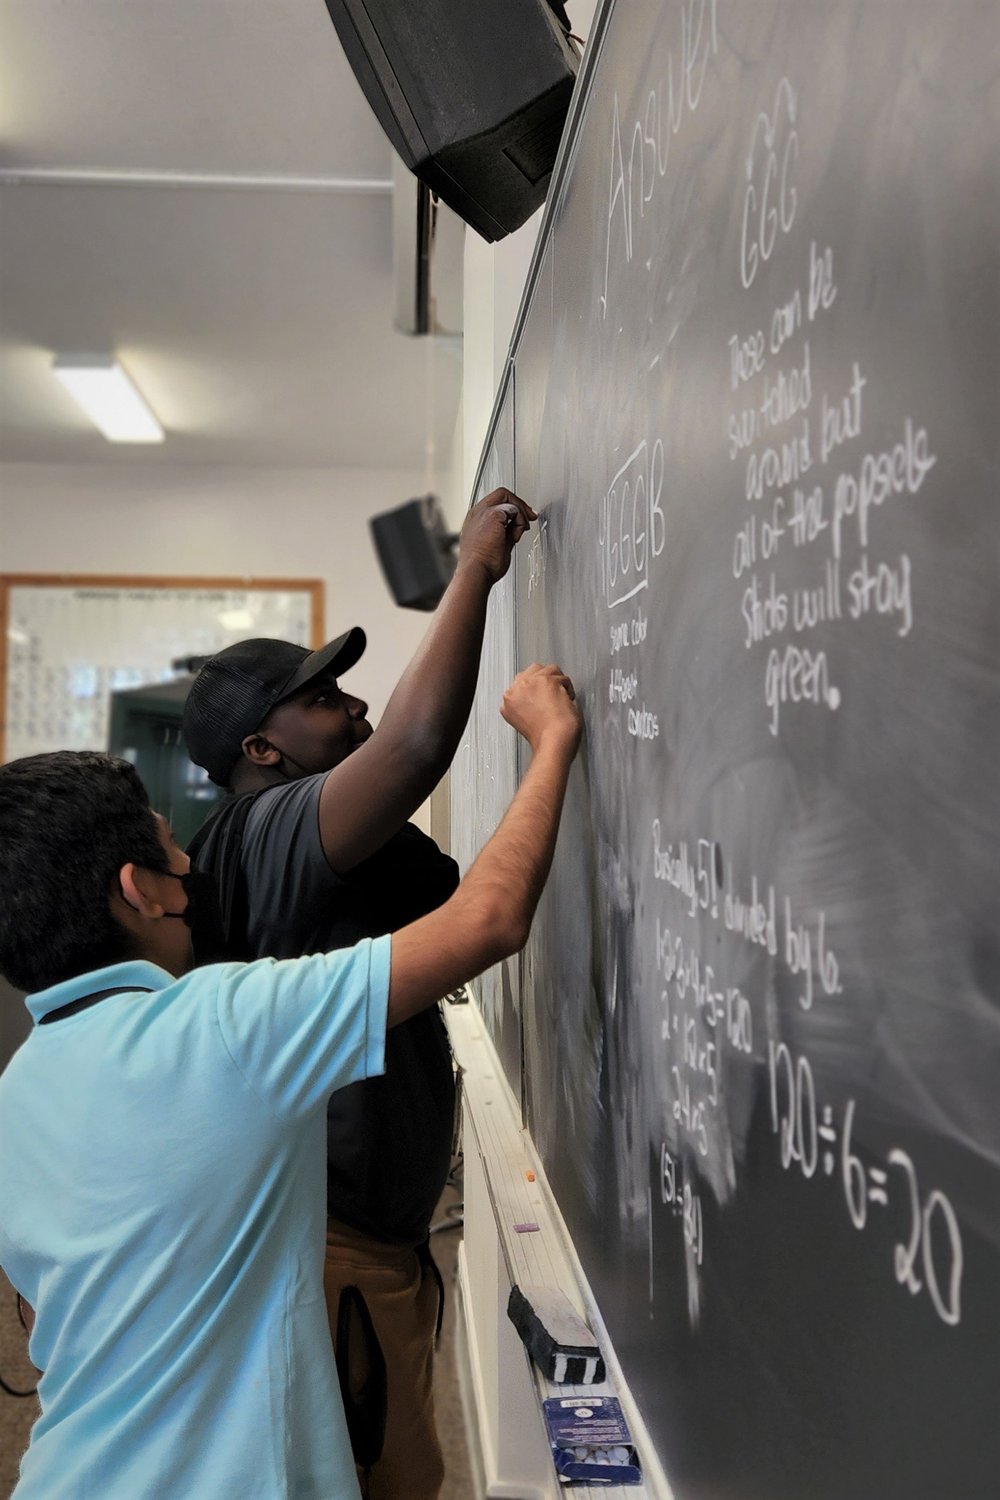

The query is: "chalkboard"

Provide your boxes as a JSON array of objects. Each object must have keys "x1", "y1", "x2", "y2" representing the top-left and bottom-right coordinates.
[
  {"x1": 451, "y1": 374, "x2": 523, "y2": 1095},
  {"x1": 467, "y1": 3, "x2": 1000, "y2": 1497}
]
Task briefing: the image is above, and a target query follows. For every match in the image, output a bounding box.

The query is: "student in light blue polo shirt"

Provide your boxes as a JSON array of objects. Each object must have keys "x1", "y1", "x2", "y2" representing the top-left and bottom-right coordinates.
[{"x1": 0, "y1": 663, "x2": 581, "y2": 1499}]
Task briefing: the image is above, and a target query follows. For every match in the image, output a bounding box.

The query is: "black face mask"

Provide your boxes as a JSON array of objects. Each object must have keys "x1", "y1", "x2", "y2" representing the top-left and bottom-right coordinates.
[{"x1": 162, "y1": 869, "x2": 229, "y2": 967}]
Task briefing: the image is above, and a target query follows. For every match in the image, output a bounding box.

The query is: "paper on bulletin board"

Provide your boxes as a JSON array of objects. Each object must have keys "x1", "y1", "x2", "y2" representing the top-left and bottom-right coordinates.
[{"x1": 2, "y1": 579, "x2": 321, "y2": 762}]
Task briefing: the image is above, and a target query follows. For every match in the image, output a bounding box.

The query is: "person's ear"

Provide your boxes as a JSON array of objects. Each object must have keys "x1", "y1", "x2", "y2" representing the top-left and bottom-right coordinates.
[
  {"x1": 241, "y1": 733, "x2": 282, "y2": 768},
  {"x1": 118, "y1": 862, "x2": 168, "y2": 919}
]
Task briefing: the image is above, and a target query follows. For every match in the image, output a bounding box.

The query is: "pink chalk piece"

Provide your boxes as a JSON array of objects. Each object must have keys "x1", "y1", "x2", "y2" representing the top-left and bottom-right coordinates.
[{"x1": 513, "y1": 1222, "x2": 540, "y2": 1234}]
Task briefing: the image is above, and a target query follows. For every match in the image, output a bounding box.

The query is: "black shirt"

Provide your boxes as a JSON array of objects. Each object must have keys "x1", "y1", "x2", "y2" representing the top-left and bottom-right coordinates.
[{"x1": 190, "y1": 775, "x2": 458, "y2": 1245}]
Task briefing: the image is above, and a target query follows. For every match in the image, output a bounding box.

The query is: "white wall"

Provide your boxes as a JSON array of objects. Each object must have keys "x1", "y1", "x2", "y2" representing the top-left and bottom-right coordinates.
[{"x1": 0, "y1": 460, "x2": 434, "y2": 821}]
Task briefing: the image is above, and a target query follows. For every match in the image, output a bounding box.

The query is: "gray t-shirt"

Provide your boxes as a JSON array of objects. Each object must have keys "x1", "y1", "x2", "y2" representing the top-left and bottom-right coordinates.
[{"x1": 192, "y1": 774, "x2": 458, "y2": 1244}]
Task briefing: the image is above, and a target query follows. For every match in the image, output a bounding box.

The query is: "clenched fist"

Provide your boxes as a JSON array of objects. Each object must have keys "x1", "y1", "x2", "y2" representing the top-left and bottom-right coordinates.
[{"x1": 501, "y1": 664, "x2": 582, "y2": 756}]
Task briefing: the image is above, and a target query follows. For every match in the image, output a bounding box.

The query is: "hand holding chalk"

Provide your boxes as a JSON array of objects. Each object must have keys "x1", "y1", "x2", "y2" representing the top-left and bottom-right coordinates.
[{"x1": 458, "y1": 486, "x2": 536, "y2": 583}]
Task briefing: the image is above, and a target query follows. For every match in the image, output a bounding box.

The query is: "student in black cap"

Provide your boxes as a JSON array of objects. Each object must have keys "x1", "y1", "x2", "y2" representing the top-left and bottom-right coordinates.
[{"x1": 182, "y1": 488, "x2": 535, "y2": 1500}]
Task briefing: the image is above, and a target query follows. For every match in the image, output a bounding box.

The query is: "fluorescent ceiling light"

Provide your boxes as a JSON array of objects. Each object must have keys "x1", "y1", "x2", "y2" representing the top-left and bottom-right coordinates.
[{"x1": 52, "y1": 356, "x2": 164, "y2": 443}]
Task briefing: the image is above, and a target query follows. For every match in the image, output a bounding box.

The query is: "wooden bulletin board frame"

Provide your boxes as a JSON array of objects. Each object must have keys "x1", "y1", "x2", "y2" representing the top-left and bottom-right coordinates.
[{"x1": 0, "y1": 573, "x2": 325, "y2": 762}]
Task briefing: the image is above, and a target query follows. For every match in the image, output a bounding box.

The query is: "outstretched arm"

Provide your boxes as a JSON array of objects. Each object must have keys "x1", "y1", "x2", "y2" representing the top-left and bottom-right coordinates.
[
  {"x1": 319, "y1": 488, "x2": 537, "y2": 874},
  {"x1": 387, "y1": 664, "x2": 582, "y2": 1025}
]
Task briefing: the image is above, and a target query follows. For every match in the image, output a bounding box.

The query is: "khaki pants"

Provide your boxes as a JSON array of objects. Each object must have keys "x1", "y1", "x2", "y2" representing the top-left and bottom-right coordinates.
[{"x1": 323, "y1": 1218, "x2": 445, "y2": 1500}]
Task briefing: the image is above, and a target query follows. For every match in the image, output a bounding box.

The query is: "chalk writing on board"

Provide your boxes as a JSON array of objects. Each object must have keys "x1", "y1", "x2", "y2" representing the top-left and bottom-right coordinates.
[
  {"x1": 769, "y1": 1051, "x2": 964, "y2": 1326},
  {"x1": 598, "y1": 443, "x2": 664, "y2": 740},
  {"x1": 740, "y1": 77, "x2": 799, "y2": 290},
  {"x1": 658, "y1": 1147, "x2": 705, "y2": 1318},
  {"x1": 648, "y1": 824, "x2": 820, "y2": 1264},
  {"x1": 727, "y1": 145, "x2": 938, "y2": 732},
  {"x1": 729, "y1": 340, "x2": 812, "y2": 459},
  {"x1": 527, "y1": 514, "x2": 549, "y2": 598},
  {"x1": 830, "y1": 423, "x2": 936, "y2": 558},
  {"x1": 601, "y1": 0, "x2": 719, "y2": 317},
  {"x1": 599, "y1": 438, "x2": 665, "y2": 607},
  {"x1": 609, "y1": 609, "x2": 648, "y2": 655},
  {"x1": 650, "y1": 816, "x2": 967, "y2": 1329}
]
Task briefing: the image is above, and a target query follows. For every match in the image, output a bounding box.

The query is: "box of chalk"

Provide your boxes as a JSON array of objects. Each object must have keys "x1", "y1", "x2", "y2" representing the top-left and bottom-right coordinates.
[
  {"x1": 506, "y1": 1284, "x2": 605, "y2": 1384},
  {"x1": 542, "y1": 1396, "x2": 642, "y2": 1485}
]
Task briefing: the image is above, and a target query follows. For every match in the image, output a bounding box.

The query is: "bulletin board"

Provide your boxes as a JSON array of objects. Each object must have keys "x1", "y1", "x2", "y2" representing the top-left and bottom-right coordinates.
[{"x1": 0, "y1": 574, "x2": 324, "y2": 762}]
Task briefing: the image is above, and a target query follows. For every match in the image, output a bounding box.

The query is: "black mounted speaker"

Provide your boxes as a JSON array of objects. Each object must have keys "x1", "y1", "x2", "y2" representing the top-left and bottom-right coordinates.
[
  {"x1": 370, "y1": 496, "x2": 458, "y2": 611},
  {"x1": 321, "y1": 0, "x2": 580, "y2": 242}
]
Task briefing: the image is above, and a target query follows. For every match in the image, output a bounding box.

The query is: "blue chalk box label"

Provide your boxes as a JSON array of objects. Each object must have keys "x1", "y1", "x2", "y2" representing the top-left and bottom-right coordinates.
[{"x1": 543, "y1": 1397, "x2": 642, "y2": 1486}]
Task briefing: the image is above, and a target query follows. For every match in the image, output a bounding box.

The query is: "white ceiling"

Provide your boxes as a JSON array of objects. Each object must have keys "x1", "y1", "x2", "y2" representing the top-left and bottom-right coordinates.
[{"x1": 0, "y1": 0, "x2": 463, "y2": 469}]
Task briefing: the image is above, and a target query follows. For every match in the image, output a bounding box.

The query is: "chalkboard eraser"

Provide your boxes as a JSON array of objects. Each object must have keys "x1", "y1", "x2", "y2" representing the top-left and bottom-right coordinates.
[{"x1": 507, "y1": 1283, "x2": 606, "y2": 1384}]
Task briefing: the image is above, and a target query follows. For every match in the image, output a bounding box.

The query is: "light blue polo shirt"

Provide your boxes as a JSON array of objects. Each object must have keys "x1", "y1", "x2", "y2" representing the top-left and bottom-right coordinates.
[{"x1": 0, "y1": 940, "x2": 390, "y2": 1499}]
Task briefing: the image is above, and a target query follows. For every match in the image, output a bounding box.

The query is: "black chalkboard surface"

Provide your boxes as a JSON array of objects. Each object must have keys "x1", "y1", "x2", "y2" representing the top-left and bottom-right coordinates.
[{"x1": 458, "y1": 1, "x2": 1000, "y2": 1496}]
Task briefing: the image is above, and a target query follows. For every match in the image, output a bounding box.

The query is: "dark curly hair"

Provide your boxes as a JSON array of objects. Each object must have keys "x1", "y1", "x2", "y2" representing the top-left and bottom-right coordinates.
[{"x1": 0, "y1": 751, "x2": 170, "y2": 993}]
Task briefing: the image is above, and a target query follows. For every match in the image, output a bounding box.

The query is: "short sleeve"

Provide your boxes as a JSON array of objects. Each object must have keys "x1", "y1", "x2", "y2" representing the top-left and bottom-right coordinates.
[
  {"x1": 238, "y1": 775, "x2": 357, "y2": 958},
  {"x1": 214, "y1": 936, "x2": 390, "y2": 1119}
]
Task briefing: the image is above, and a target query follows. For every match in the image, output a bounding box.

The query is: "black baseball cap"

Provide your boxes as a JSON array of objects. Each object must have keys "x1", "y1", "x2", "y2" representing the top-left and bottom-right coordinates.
[{"x1": 182, "y1": 628, "x2": 366, "y2": 786}]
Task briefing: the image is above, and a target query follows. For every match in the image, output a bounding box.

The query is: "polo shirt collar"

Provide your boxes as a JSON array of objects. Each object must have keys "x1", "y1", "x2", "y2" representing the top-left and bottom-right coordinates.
[{"x1": 26, "y1": 960, "x2": 176, "y2": 1024}]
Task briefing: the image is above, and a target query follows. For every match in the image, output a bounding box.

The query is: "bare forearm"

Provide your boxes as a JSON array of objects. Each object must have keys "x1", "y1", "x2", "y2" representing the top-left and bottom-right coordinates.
[
  {"x1": 450, "y1": 734, "x2": 576, "y2": 959},
  {"x1": 385, "y1": 660, "x2": 580, "y2": 1024},
  {"x1": 378, "y1": 560, "x2": 493, "y2": 772},
  {"x1": 316, "y1": 560, "x2": 503, "y2": 870},
  {"x1": 316, "y1": 495, "x2": 533, "y2": 870},
  {"x1": 387, "y1": 733, "x2": 576, "y2": 1024}
]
